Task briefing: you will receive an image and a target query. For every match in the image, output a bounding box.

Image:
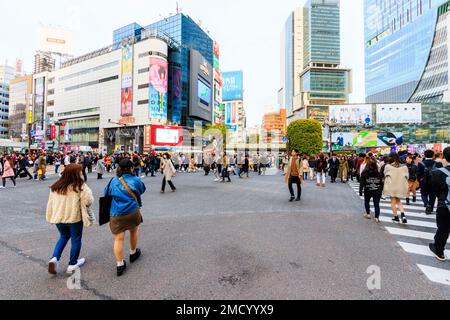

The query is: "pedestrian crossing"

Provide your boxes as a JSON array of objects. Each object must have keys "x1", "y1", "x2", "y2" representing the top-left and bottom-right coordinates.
[{"x1": 348, "y1": 181, "x2": 450, "y2": 288}]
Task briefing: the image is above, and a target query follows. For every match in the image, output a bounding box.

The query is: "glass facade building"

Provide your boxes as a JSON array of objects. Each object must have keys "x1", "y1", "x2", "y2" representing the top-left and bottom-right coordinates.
[
  {"x1": 304, "y1": 0, "x2": 341, "y2": 65},
  {"x1": 284, "y1": 13, "x2": 294, "y2": 114},
  {"x1": 283, "y1": 0, "x2": 347, "y2": 122},
  {"x1": 302, "y1": 69, "x2": 349, "y2": 99},
  {"x1": 0, "y1": 82, "x2": 9, "y2": 138},
  {"x1": 114, "y1": 14, "x2": 214, "y2": 128},
  {"x1": 364, "y1": 0, "x2": 446, "y2": 103}
]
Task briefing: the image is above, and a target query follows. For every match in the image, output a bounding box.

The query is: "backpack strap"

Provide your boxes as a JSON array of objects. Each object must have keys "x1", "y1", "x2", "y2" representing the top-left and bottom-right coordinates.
[
  {"x1": 439, "y1": 167, "x2": 450, "y2": 178},
  {"x1": 119, "y1": 177, "x2": 138, "y2": 203}
]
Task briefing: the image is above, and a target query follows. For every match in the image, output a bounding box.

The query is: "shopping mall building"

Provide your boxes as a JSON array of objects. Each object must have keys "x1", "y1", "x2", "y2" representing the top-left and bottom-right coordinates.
[{"x1": 31, "y1": 14, "x2": 219, "y2": 154}]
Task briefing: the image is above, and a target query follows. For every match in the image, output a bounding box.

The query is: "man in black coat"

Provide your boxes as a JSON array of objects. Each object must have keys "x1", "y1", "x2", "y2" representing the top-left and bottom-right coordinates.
[
  {"x1": 14, "y1": 154, "x2": 33, "y2": 180},
  {"x1": 429, "y1": 147, "x2": 450, "y2": 261},
  {"x1": 417, "y1": 150, "x2": 443, "y2": 214},
  {"x1": 328, "y1": 155, "x2": 340, "y2": 183}
]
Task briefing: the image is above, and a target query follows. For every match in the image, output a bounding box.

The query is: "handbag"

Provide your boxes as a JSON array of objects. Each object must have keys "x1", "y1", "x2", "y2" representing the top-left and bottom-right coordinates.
[
  {"x1": 99, "y1": 178, "x2": 114, "y2": 226},
  {"x1": 119, "y1": 177, "x2": 144, "y2": 223}
]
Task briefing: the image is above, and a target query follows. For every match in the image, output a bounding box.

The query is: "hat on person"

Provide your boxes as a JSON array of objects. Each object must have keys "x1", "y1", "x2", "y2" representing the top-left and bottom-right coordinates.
[{"x1": 119, "y1": 159, "x2": 133, "y2": 170}]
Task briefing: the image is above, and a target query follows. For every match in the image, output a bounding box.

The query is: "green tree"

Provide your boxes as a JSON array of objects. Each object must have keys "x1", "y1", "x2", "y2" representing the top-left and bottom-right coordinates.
[{"x1": 286, "y1": 119, "x2": 323, "y2": 155}]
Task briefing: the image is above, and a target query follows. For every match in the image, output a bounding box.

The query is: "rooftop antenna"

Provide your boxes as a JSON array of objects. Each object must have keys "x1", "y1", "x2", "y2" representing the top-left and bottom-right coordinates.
[{"x1": 176, "y1": 1, "x2": 182, "y2": 14}]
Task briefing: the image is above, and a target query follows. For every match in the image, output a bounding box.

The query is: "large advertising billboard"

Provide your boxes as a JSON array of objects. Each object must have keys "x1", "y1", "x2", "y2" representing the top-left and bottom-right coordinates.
[
  {"x1": 189, "y1": 50, "x2": 213, "y2": 121},
  {"x1": 225, "y1": 101, "x2": 237, "y2": 125},
  {"x1": 149, "y1": 57, "x2": 168, "y2": 122},
  {"x1": 121, "y1": 44, "x2": 133, "y2": 117},
  {"x1": 308, "y1": 106, "x2": 329, "y2": 123},
  {"x1": 222, "y1": 71, "x2": 243, "y2": 101},
  {"x1": 150, "y1": 125, "x2": 183, "y2": 147},
  {"x1": 170, "y1": 66, "x2": 182, "y2": 124},
  {"x1": 376, "y1": 103, "x2": 422, "y2": 124},
  {"x1": 329, "y1": 104, "x2": 373, "y2": 125},
  {"x1": 332, "y1": 132, "x2": 404, "y2": 149}
]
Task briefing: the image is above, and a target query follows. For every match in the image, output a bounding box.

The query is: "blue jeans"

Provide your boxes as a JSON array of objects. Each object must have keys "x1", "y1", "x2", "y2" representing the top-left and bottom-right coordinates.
[{"x1": 52, "y1": 222, "x2": 83, "y2": 266}]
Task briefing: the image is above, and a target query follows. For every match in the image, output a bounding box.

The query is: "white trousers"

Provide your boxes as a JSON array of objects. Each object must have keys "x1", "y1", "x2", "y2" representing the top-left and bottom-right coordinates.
[{"x1": 317, "y1": 172, "x2": 326, "y2": 185}]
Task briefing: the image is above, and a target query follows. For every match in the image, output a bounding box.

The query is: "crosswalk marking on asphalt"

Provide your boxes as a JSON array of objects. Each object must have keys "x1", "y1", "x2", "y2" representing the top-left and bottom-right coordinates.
[
  {"x1": 398, "y1": 242, "x2": 450, "y2": 258},
  {"x1": 348, "y1": 181, "x2": 450, "y2": 288},
  {"x1": 376, "y1": 209, "x2": 435, "y2": 220},
  {"x1": 384, "y1": 227, "x2": 439, "y2": 242},
  {"x1": 417, "y1": 265, "x2": 450, "y2": 286},
  {"x1": 378, "y1": 216, "x2": 437, "y2": 228}
]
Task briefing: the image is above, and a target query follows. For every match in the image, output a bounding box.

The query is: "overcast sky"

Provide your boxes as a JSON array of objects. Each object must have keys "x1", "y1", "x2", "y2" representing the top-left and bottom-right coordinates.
[{"x1": 0, "y1": 0, "x2": 365, "y2": 126}]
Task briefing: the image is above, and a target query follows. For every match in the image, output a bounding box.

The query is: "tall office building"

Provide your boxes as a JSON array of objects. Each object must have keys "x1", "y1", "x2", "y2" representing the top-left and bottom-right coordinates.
[
  {"x1": 0, "y1": 65, "x2": 15, "y2": 139},
  {"x1": 8, "y1": 75, "x2": 33, "y2": 142},
  {"x1": 364, "y1": 0, "x2": 448, "y2": 103},
  {"x1": 0, "y1": 65, "x2": 15, "y2": 83},
  {"x1": 0, "y1": 82, "x2": 9, "y2": 138},
  {"x1": 282, "y1": 0, "x2": 351, "y2": 124}
]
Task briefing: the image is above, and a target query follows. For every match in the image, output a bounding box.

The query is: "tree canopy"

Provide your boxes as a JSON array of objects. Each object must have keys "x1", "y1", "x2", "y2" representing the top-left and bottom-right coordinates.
[{"x1": 286, "y1": 119, "x2": 323, "y2": 155}]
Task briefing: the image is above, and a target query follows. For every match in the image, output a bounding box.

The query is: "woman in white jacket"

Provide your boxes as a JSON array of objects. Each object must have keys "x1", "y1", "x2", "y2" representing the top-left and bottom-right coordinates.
[
  {"x1": 46, "y1": 164, "x2": 95, "y2": 275},
  {"x1": 160, "y1": 153, "x2": 177, "y2": 193},
  {"x1": 383, "y1": 153, "x2": 409, "y2": 224}
]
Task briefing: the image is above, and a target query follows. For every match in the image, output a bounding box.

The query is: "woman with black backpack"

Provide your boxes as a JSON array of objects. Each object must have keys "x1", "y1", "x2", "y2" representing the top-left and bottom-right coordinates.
[
  {"x1": 361, "y1": 158, "x2": 383, "y2": 223},
  {"x1": 406, "y1": 155, "x2": 418, "y2": 206}
]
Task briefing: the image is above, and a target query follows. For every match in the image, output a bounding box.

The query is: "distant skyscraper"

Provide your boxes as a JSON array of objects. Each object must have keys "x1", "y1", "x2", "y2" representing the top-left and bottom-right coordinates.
[
  {"x1": 0, "y1": 64, "x2": 15, "y2": 83},
  {"x1": 364, "y1": 0, "x2": 448, "y2": 103},
  {"x1": 281, "y1": 0, "x2": 351, "y2": 123},
  {"x1": 0, "y1": 64, "x2": 14, "y2": 139}
]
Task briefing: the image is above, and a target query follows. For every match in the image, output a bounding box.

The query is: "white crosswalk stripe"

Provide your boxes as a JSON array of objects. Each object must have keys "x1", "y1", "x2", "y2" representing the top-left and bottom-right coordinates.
[
  {"x1": 348, "y1": 181, "x2": 450, "y2": 287},
  {"x1": 417, "y1": 265, "x2": 450, "y2": 286},
  {"x1": 398, "y1": 242, "x2": 450, "y2": 258}
]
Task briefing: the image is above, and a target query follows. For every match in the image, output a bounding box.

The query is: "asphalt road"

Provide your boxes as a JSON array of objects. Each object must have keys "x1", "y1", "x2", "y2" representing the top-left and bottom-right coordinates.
[{"x1": 0, "y1": 169, "x2": 448, "y2": 300}]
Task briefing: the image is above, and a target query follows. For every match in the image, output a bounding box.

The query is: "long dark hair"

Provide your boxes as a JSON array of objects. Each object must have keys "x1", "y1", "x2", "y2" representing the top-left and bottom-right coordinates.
[
  {"x1": 50, "y1": 164, "x2": 84, "y2": 195},
  {"x1": 367, "y1": 158, "x2": 379, "y2": 172},
  {"x1": 388, "y1": 153, "x2": 401, "y2": 166}
]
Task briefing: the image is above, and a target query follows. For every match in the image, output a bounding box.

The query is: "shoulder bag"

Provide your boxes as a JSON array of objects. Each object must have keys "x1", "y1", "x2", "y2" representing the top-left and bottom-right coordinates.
[{"x1": 99, "y1": 178, "x2": 114, "y2": 226}]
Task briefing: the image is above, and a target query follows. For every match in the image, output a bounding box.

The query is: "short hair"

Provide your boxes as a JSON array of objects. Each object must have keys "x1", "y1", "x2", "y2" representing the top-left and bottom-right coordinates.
[
  {"x1": 424, "y1": 150, "x2": 435, "y2": 159},
  {"x1": 444, "y1": 147, "x2": 450, "y2": 162}
]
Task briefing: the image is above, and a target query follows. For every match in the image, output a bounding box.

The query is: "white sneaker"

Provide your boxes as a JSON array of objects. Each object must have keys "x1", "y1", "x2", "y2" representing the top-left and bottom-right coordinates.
[
  {"x1": 48, "y1": 257, "x2": 59, "y2": 275},
  {"x1": 66, "y1": 258, "x2": 86, "y2": 274},
  {"x1": 0, "y1": 186, "x2": 5, "y2": 189}
]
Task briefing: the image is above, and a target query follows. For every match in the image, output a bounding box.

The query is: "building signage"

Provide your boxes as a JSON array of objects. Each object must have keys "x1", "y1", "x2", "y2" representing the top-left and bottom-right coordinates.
[
  {"x1": 149, "y1": 57, "x2": 168, "y2": 122},
  {"x1": 189, "y1": 50, "x2": 213, "y2": 122},
  {"x1": 332, "y1": 131, "x2": 404, "y2": 149},
  {"x1": 225, "y1": 101, "x2": 238, "y2": 126},
  {"x1": 118, "y1": 116, "x2": 136, "y2": 125},
  {"x1": 150, "y1": 125, "x2": 183, "y2": 147},
  {"x1": 121, "y1": 44, "x2": 134, "y2": 117},
  {"x1": 144, "y1": 126, "x2": 152, "y2": 147},
  {"x1": 222, "y1": 71, "x2": 243, "y2": 101},
  {"x1": 376, "y1": 103, "x2": 422, "y2": 124},
  {"x1": 50, "y1": 125, "x2": 56, "y2": 140},
  {"x1": 329, "y1": 104, "x2": 373, "y2": 125}
]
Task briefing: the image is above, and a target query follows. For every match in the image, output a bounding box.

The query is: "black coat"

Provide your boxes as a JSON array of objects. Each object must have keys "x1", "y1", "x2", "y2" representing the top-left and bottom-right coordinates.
[{"x1": 432, "y1": 165, "x2": 450, "y2": 211}]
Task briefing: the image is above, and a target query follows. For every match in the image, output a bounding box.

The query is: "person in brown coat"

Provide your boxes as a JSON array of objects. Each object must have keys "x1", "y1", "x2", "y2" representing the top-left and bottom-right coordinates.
[{"x1": 285, "y1": 149, "x2": 305, "y2": 202}]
